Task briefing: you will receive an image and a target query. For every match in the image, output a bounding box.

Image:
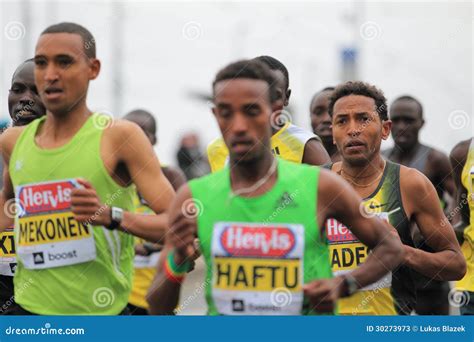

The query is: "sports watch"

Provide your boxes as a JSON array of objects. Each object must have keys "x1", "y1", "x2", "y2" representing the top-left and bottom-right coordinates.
[
  {"x1": 108, "y1": 206, "x2": 123, "y2": 230},
  {"x1": 341, "y1": 274, "x2": 359, "y2": 297}
]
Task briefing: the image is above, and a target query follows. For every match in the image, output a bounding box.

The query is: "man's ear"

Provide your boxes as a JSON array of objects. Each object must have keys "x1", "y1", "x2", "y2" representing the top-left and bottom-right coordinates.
[
  {"x1": 381, "y1": 119, "x2": 392, "y2": 140},
  {"x1": 284, "y1": 88, "x2": 291, "y2": 107},
  {"x1": 89, "y1": 58, "x2": 101, "y2": 80}
]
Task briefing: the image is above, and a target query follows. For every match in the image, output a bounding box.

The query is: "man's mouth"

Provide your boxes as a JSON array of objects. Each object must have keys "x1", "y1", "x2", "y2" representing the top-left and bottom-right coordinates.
[
  {"x1": 44, "y1": 87, "x2": 64, "y2": 100},
  {"x1": 344, "y1": 139, "x2": 366, "y2": 152}
]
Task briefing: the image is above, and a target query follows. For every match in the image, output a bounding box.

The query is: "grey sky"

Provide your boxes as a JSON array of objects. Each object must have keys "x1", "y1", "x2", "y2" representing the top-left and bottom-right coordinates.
[{"x1": 1, "y1": 0, "x2": 472, "y2": 165}]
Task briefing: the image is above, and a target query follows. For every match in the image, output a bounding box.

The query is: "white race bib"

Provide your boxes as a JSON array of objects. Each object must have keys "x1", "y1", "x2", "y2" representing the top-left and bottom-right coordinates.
[
  {"x1": 0, "y1": 228, "x2": 16, "y2": 276},
  {"x1": 211, "y1": 222, "x2": 304, "y2": 315},
  {"x1": 16, "y1": 179, "x2": 96, "y2": 269}
]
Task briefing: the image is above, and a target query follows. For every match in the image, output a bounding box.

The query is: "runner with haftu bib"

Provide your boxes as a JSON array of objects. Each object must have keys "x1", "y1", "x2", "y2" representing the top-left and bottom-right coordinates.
[
  {"x1": 0, "y1": 22, "x2": 174, "y2": 315},
  {"x1": 207, "y1": 55, "x2": 330, "y2": 172},
  {"x1": 147, "y1": 59, "x2": 404, "y2": 315}
]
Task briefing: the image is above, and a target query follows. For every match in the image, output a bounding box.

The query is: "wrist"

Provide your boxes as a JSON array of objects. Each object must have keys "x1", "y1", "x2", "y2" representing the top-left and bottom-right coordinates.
[{"x1": 163, "y1": 249, "x2": 192, "y2": 284}]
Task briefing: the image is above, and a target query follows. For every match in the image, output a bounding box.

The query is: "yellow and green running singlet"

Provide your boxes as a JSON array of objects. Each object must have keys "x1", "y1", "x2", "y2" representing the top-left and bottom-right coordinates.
[
  {"x1": 457, "y1": 138, "x2": 474, "y2": 292},
  {"x1": 325, "y1": 161, "x2": 416, "y2": 315},
  {"x1": 207, "y1": 122, "x2": 318, "y2": 172}
]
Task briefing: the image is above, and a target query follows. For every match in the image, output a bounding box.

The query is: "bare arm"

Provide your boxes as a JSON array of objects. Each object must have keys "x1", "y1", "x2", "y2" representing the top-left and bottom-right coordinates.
[
  {"x1": 449, "y1": 139, "x2": 470, "y2": 242},
  {"x1": 401, "y1": 167, "x2": 466, "y2": 280},
  {"x1": 319, "y1": 169, "x2": 404, "y2": 288},
  {"x1": 0, "y1": 127, "x2": 24, "y2": 231},
  {"x1": 302, "y1": 138, "x2": 331, "y2": 166},
  {"x1": 72, "y1": 121, "x2": 175, "y2": 242},
  {"x1": 431, "y1": 149, "x2": 456, "y2": 199},
  {"x1": 147, "y1": 184, "x2": 196, "y2": 315},
  {"x1": 304, "y1": 169, "x2": 403, "y2": 311}
]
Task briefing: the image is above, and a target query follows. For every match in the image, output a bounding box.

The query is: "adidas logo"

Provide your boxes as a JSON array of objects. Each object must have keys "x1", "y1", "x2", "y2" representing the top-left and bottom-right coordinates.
[
  {"x1": 33, "y1": 252, "x2": 45, "y2": 265},
  {"x1": 275, "y1": 192, "x2": 297, "y2": 209}
]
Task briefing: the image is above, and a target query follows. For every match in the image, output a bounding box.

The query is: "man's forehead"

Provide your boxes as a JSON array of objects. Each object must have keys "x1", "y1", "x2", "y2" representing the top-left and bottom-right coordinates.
[
  {"x1": 35, "y1": 32, "x2": 86, "y2": 57},
  {"x1": 334, "y1": 95, "x2": 375, "y2": 112},
  {"x1": 214, "y1": 78, "x2": 269, "y2": 102},
  {"x1": 12, "y1": 62, "x2": 35, "y2": 83},
  {"x1": 390, "y1": 100, "x2": 419, "y2": 115}
]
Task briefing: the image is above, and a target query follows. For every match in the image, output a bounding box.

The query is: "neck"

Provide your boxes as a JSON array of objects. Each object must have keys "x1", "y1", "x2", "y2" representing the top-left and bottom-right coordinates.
[
  {"x1": 394, "y1": 140, "x2": 420, "y2": 160},
  {"x1": 323, "y1": 140, "x2": 338, "y2": 157},
  {"x1": 341, "y1": 154, "x2": 385, "y2": 179},
  {"x1": 230, "y1": 150, "x2": 276, "y2": 191},
  {"x1": 42, "y1": 102, "x2": 91, "y2": 141}
]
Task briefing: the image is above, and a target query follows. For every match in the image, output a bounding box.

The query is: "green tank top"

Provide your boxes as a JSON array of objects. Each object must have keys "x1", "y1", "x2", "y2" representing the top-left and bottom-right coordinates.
[
  {"x1": 9, "y1": 113, "x2": 135, "y2": 315},
  {"x1": 189, "y1": 158, "x2": 332, "y2": 315}
]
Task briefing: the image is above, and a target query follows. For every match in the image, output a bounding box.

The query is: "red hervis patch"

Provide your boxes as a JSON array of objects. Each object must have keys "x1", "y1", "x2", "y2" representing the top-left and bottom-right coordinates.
[
  {"x1": 220, "y1": 225, "x2": 296, "y2": 257},
  {"x1": 18, "y1": 180, "x2": 76, "y2": 215},
  {"x1": 325, "y1": 218, "x2": 358, "y2": 243}
]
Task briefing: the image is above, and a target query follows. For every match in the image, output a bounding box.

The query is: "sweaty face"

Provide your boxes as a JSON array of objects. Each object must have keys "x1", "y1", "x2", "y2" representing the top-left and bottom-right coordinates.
[
  {"x1": 34, "y1": 33, "x2": 99, "y2": 115},
  {"x1": 213, "y1": 78, "x2": 273, "y2": 164},
  {"x1": 310, "y1": 90, "x2": 333, "y2": 143},
  {"x1": 8, "y1": 61, "x2": 46, "y2": 126},
  {"x1": 389, "y1": 100, "x2": 423, "y2": 150},
  {"x1": 332, "y1": 95, "x2": 390, "y2": 166}
]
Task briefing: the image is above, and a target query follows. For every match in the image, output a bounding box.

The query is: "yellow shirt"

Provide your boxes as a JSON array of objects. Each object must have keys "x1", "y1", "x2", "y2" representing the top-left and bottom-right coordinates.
[
  {"x1": 207, "y1": 122, "x2": 319, "y2": 172},
  {"x1": 128, "y1": 193, "x2": 159, "y2": 309},
  {"x1": 457, "y1": 138, "x2": 474, "y2": 291}
]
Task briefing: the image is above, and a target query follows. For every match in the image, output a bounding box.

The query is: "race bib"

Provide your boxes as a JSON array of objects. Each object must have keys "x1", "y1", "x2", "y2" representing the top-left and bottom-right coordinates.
[
  {"x1": 0, "y1": 228, "x2": 16, "y2": 276},
  {"x1": 326, "y1": 215, "x2": 392, "y2": 291},
  {"x1": 16, "y1": 179, "x2": 96, "y2": 269},
  {"x1": 134, "y1": 252, "x2": 161, "y2": 269},
  {"x1": 211, "y1": 222, "x2": 304, "y2": 315}
]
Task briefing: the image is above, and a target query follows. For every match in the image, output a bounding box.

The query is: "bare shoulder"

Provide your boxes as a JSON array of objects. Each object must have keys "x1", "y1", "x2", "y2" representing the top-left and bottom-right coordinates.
[
  {"x1": 400, "y1": 164, "x2": 431, "y2": 192},
  {"x1": 0, "y1": 126, "x2": 27, "y2": 157},
  {"x1": 303, "y1": 138, "x2": 330, "y2": 165},
  {"x1": 162, "y1": 166, "x2": 187, "y2": 191},
  {"x1": 427, "y1": 146, "x2": 450, "y2": 167},
  {"x1": 450, "y1": 139, "x2": 471, "y2": 165},
  {"x1": 105, "y1": 118, "x2": 142, "y2": 139}
]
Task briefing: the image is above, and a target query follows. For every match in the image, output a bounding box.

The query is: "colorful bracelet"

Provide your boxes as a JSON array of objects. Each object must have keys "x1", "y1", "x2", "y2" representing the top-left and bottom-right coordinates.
[{"x1": 163, "y1": 250, "x2": 191, "y2": 284}]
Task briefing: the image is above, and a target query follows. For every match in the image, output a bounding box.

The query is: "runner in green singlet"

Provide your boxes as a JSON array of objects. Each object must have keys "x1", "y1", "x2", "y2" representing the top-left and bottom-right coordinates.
[
  {"x1": 147, "y1": 59, "x2": 404, "y2": 315},
  {"x1": 0, "y1": 22, "x2": 175, "y2": 315}
]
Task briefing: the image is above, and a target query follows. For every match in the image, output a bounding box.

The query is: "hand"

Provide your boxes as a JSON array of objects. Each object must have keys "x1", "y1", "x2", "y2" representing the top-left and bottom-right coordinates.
[
  {"x1": 302, "y1": 276, "x2": 346, "y2": 313},
  {"x1": 71, "y1": 178, "x2": 111, "y2": 227},
  {"x1": 169, "y1": 209, "x2": 198, "y2": 265}
]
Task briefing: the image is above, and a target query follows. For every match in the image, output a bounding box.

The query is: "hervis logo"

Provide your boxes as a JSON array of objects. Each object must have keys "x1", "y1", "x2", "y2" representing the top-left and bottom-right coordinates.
[
  {"x1": 220, "y1": 225, "x2": 296, "y2": 257},
  {"x1": 18, "y1": 180, "x2": 76, "y2": 215},
  {"x1": 325, "y1": 218, "x2": 357, "y2": 243}
]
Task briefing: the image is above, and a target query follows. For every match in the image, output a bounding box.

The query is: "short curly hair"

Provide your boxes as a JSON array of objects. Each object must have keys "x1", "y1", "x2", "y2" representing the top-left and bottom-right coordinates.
[
  {"x1": 328, "y1": 81, "x2": 388, "y2": 121},
  {"x1": 213, "y1": 59, "x2": 278, "y2": 103}
]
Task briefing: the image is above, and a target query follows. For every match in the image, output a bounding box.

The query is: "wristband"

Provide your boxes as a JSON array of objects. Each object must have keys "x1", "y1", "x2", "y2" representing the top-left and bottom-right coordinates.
[{"x1": 163, "y1": 250, "x2": 191, "y2": 284}]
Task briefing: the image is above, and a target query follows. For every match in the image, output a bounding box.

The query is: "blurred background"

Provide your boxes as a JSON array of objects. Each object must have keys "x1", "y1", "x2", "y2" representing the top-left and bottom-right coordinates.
[
  {"x1": 1, "y1": 0, "x2": 472, "y2": 169},
  {"x1": 1, "y1": 0, "x2": 472, "y2": 314}
]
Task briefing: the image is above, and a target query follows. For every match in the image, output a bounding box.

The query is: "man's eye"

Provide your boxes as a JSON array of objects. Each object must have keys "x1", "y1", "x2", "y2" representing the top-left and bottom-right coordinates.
[
  {"x1": 57, "y1": 58, "x2": 73, "y2": 67},
  {"x1": 9, "y1": 86, "x2": 24, "y2": 94},
  {"x1": 35, "y1": 59, "x2": 47, "y2": 67}
]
